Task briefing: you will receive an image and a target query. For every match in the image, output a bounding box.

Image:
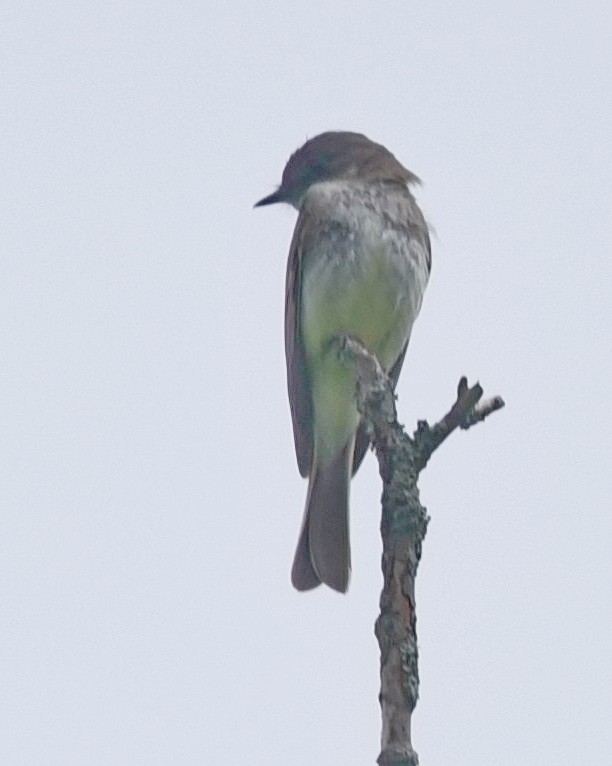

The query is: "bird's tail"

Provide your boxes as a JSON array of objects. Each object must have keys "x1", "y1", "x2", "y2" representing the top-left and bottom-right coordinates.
[{"x1": 291, "y1": 440, "x2": 353, "y2": 593}]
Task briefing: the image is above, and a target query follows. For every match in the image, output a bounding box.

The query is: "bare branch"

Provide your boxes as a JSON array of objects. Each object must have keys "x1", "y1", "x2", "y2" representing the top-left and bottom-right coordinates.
[
  {"x1": 413, "y1": 377, "x2": 505, "y2": 472},
  {"x1": 337, "y1": 336, "x2": 504, "y2": 766},
  {"x1": 461, "y1": 394, "x2": 505, "y2": 428}
]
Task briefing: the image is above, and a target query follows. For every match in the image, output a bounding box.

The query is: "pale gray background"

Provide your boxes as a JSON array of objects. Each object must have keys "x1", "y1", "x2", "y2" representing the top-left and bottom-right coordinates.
[{"x1": 1, "y1": 1, "x2": 611, "y2": 764}]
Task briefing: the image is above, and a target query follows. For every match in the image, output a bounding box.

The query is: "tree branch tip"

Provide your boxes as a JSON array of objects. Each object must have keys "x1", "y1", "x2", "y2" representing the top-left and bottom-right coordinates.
[{"x1": 460, "y1": 393, "x2": 506, "y2": 429}]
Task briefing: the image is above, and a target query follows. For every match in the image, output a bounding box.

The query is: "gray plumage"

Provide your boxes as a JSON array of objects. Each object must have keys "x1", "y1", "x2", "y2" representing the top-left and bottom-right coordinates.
[{"x1": 256, "y1": 132, "x2": 431, "y2": 593}]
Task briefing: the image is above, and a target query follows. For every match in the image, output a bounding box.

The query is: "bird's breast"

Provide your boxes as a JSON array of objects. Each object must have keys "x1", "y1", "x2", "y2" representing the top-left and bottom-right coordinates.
[{"x1": 300, "y1": 194, "x2": 428, "y2": 371}]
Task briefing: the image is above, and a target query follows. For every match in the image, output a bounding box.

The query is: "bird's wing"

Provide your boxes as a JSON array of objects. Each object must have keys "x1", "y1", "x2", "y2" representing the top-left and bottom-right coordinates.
[{"x1": 285, "y1": 208, "x2": 314, "y2": 477}]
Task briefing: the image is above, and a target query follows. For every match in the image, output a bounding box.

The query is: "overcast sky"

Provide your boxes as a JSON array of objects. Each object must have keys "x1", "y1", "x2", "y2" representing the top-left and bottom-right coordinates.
[{"x1": 2, "y1": 1, "x2": 611, "y2": 764}]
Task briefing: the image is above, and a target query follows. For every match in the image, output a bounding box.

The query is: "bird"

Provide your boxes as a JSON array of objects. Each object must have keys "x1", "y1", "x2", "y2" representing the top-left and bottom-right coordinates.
[{"x1": 255, "y1": 131, "x2": 431, "y2": 593}]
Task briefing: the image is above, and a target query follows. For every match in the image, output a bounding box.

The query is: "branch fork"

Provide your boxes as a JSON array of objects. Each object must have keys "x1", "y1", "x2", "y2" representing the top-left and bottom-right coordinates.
[{"x1": 337, "y1": 335, "x2": 504, "y2": 765}]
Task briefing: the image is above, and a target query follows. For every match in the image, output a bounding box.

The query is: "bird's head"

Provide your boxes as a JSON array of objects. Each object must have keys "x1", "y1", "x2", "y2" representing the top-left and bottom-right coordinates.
[{"x1": 255, "y1": 131, "x2": 419, "y2": 209}]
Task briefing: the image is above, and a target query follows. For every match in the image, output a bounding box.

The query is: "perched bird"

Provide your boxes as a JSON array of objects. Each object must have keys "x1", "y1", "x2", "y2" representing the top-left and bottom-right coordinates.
[{"x1": 255, "y1": 132, "x2": 431, "y2": 593}]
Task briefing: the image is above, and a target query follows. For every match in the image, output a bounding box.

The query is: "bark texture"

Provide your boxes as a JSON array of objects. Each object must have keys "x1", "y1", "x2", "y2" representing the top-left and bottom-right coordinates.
[{"x1": 338, "y1": 336, "x2": 504, "y2": 765}]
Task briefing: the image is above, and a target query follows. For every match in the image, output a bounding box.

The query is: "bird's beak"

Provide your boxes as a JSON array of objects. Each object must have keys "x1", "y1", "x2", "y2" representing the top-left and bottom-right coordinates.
[{"x1": 254, "y1": 189, "x2": 283, "y2": 207}]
